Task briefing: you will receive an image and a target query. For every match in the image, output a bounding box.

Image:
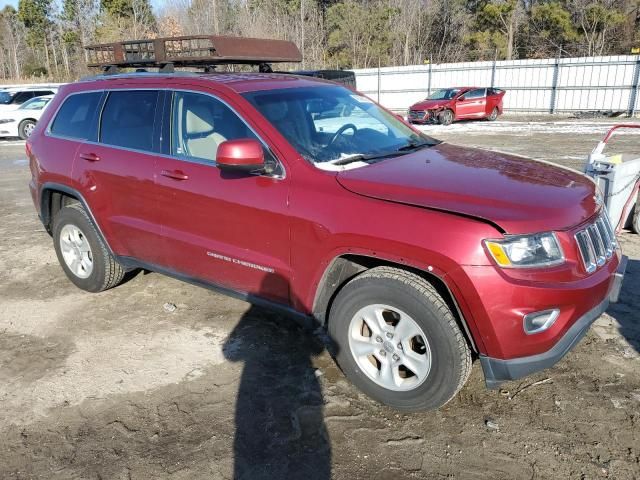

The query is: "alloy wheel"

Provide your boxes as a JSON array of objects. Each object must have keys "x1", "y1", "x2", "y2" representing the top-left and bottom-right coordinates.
[
  {"x1": 347, "y1": 304, "x2": 432, "y2": 391},
  {"x1": 59, "y1": 224, "x2": 94, "y2": 279}
]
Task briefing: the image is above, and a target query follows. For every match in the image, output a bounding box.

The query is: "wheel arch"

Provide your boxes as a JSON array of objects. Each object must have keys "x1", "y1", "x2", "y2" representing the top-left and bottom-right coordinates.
[
  {"x1": 40, "y1": 182, "x2": 115, "y2": 255},
  {"x1": 311, "y1": 253, "x2": 478, "y2": 353}
]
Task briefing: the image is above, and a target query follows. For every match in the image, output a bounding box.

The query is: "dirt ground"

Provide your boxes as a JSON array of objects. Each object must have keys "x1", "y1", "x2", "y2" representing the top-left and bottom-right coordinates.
[{"x1": 1, "y1": 116, "x2": 639, "y2": 480}]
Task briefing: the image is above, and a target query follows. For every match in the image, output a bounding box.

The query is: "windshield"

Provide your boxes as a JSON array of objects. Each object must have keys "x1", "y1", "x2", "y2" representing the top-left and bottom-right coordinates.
[
  {"x1": 20, "y1": 96, "x2": 50, "y2": 110},
  {"x1": 243, "y1": 86, "x2": 437, "y2": 166},
  {"x1": 0, "y1": 91, "x2": 15, "y2": 104},
  {"x1": 427, "y1": 89, "x2": 460, "y2": 100}
]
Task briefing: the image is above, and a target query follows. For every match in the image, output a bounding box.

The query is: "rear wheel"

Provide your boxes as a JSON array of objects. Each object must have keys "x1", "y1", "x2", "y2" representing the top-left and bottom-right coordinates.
[
  {"x1": 18, "y1": 119, "x2": 36, "y2": 140},
  {"x1": 488, "y1": 108, "x2": 499, "y2": 121},
  {"x1": 438, "y1": 109, "x2": 454, "y2": 126},
  {"x1": 328, "y1": 266, "x2": 472, "y2": 411},
  {"x1": 53, "y1": 203, "x2": 125, "y2": 292}
]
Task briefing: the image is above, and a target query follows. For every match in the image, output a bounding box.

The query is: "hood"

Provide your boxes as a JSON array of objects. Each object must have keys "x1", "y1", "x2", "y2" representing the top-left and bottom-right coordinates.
[
  {"x1": 336, "y1": 143, "x2": 598, "y2": 234},
  {"x1": 410, "y1": 99, "x2": 451, "y2": 110}
]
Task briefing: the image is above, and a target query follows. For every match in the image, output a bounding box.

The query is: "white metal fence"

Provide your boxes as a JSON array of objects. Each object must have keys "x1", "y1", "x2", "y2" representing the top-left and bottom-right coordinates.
[{"x1": 354, "y1": 55, "x2": 640, "y2": 116}]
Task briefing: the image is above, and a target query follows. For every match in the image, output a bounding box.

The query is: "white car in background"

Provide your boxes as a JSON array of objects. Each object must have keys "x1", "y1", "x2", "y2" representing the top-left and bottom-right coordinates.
[
  {"x1": 0, "y1": 95, "x2": 54, "y2": 139},
  {"x1": 0, "y1": 86, "x2": 58, "y2": 112}
]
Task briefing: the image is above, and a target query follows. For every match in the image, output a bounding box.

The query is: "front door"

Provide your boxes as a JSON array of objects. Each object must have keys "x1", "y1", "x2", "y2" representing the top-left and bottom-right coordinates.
[
  {"x1": 155, "y1": 90, "x2": 291, "y2": 304},
  {"x1": 456, "y1": 88, "x2": 487, "y2": 118}
]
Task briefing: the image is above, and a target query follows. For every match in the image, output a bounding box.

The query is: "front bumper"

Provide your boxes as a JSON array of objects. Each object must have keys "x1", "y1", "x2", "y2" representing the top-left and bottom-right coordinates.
[
  {"x1": 408, "y1": 110, "x2": 438, "y2": 124},
  {"x1": 480, "y1": 255, "x2": 627, "y2": 388},
  {"x1": 0, "y1": 123, "x2": 18, "y2": 137}
]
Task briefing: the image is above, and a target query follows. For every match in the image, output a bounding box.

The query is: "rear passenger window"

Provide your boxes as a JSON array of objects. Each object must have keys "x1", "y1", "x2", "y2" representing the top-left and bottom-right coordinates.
[
  {"x1": 50, "y1": 92, "x2": 102, "y2": 140},
  {"x1": 100, "y1": 90, "x2": 158, "y2": 152}
]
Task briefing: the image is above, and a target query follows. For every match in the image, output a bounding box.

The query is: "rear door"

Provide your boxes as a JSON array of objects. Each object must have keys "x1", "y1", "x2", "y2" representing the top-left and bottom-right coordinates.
[
  {"x1": 72, "y1": 89, "x2": 164, "y2": 264},
  {"x1": 486, "y1": 88, "x2": 505, "y2": 115},
  {"x1": 456, "y1": 88, "x2": 487, "y2": 118},
  {"x1": 154, "y1": 89, "x2": 291, "y2": 304}
]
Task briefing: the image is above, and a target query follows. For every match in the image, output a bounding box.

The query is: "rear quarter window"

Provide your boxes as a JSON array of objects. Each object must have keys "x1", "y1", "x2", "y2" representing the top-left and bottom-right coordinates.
[{"x1": 50, "y1": 92, "x2": 103, "y2": 140}]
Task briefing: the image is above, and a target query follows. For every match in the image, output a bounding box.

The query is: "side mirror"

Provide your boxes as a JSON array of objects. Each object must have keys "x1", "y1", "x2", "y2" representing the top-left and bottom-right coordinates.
[
  {"x1": 457, "y1": 95, "x2": 465, "y2": 101},
  {"x1": 216, "y1": 139, "x2": 265, "y2": 173}
]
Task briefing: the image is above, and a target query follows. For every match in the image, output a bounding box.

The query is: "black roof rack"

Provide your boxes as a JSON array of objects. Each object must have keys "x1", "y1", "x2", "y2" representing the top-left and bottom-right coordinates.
[{"x1": 85, "y1": 35, "x2": 302, "y2": 73}]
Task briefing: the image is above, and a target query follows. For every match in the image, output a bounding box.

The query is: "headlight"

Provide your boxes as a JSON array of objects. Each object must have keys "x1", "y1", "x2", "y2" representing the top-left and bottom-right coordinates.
[
  {"x1": 0, "y1": 119, "x2": 15, "y2": 124},
  {"x1": 484, "y1": 232, "x2": 564, "y2": 268}
]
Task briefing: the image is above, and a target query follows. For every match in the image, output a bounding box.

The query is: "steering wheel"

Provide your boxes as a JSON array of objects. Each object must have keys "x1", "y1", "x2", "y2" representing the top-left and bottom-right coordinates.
[{"x1": 327, "y1": 123, "x2": 358, "y2": 147}]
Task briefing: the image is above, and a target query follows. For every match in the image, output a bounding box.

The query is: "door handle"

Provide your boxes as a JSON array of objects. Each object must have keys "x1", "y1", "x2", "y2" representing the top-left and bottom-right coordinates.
[
  {"x1": 160, "y1": 169, "x2": 189, "y2": 181},
  {"x1": 79, "y1": 152, "x2": 100, "y2": 162}
]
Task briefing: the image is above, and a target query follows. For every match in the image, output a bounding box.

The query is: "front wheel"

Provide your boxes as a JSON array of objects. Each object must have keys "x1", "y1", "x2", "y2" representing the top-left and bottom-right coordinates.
[
  {"x1": 438, "y1": 109, "x2": 454, "y2": 126},
  {"x1": 488, "y1": 107, "x2": 499, "y2": 121},
  {"x1": 328, "y1": 267, "x2": 472, "y2": 411},
  {"x1": 18, "y1": 119, "x2": 36, "y2": 140}
]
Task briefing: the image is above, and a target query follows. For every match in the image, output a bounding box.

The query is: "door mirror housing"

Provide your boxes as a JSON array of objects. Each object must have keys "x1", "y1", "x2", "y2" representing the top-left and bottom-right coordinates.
[
  {"x1": 216, "y1": 139, "x2": 265, "y2": 173},
  {"x1": 457, "y1": 95, "x2": 465, "y2": 101}
]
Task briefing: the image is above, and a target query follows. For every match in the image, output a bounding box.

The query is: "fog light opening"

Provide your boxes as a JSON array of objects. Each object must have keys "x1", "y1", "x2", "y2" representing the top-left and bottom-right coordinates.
[{"x1": 523, "y1": 309, "x2": 560, "y2": 335}]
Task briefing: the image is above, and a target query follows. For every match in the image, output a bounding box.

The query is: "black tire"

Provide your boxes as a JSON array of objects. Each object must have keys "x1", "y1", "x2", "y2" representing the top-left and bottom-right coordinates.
[
  {"x1": 488, "y1": 108, "x2": 499, "y2": 121},
  {"x1": 18, "y1": 119, "x2": 36, "y2": 140},
  {"x1": 52, "y1": 203, "x2": 125, "y2": 292},
  {"x1": 633, "y1": 206, "x2": 640, "y2": 235},
  {"x1": 328, "y1": 266, "x2": 472, "y2": 411},
  {"x1": 438, "y1": 109, "x2": 454, "y2": 126}
]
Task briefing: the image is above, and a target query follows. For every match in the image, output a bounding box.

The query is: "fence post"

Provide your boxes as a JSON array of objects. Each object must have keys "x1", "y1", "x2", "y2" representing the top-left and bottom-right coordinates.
[
  {"x1": 377, "y1": 59, "x2": 381, "y2": 103},
  {"x1": 550, "y1": 49, "x2": 561, "y2": 114},
  {"x1": 427, "y1": 56, "x2": 432, "y2": 96},
  {"x1": 629, "y1": 56, "x2": 640, "y2": 117},
  {"x1": 491, "y1": 49, "x2": 497, "y2": 88}
]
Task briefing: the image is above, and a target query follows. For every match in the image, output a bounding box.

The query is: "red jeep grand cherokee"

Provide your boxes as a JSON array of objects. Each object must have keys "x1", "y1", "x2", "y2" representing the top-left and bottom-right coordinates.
[
  {"x1": 408, "y1": 87, "x2": 505, "y2": 125},
  {"x1": 27, "y1": 71, "x2": 626, "y2": 411}
]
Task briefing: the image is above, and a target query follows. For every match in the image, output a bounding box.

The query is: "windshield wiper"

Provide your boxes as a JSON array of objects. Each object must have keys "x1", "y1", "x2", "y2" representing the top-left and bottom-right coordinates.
[
  {"x1": 330, "y1": 154, "x2": 369, "y2": 166},
  {"x1": 327, "y1": 138, "x2": 437, "y2": 167},
  {"x1": 396, "y1": 139, "x2": 434, "y2": 152},
  {"x1": 330, "y1": 150, "x2": 403, "y2": 166}
]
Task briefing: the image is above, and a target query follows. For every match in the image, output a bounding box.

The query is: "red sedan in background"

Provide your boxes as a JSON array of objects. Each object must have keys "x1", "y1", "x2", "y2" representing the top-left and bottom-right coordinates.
[{"x1": 408, "y1": 87, "x2": 505, "y2": 125}]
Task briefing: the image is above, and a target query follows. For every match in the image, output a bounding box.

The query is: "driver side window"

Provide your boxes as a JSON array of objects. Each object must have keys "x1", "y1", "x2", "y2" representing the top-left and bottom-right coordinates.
[
  {"x1": 463, "y1": 89, "x2": 486, "y2": 100},
  {"x1": 171, "y1": 91, "x2": 270, "y2": 164}
]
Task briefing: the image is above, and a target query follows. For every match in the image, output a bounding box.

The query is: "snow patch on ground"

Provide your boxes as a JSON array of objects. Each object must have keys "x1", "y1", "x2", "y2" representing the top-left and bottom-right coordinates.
[{"x1": 413, "y1": 120, "x2": 640, "y2": 136}]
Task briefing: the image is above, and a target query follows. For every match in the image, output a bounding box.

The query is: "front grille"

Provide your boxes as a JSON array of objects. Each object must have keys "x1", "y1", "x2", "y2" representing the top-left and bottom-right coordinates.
[
  {"x1": 409, "y1": 110, "x2": 427, "y2": 121},
  {"x1": 575, "y1": 213, "x2": 616, "y2": 273}
]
